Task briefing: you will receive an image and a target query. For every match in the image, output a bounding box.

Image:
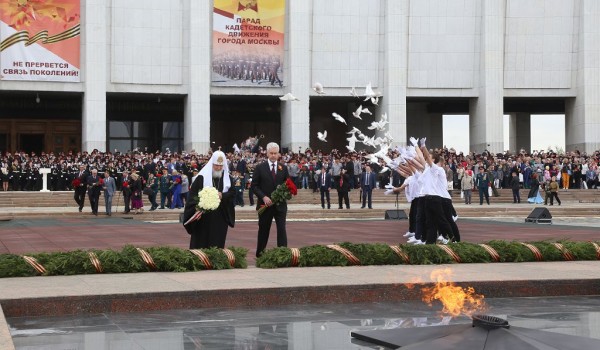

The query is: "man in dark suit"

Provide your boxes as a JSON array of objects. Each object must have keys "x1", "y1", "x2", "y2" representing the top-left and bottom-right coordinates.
[
  {"x1": 121, "y1": 170, "x2": 132, "y2": 213},
  {"x1": 74, "y1": 164, "x2": 88, "y2": 212},
  {"x1": 337, "y1": 169, "x2": 351, "y2": 209},
  {"x1": 251, "y1": 142, "x2": 290, "y2": 257},
  {"x1": 316, "y1": 168, "x2": 332, "y2": 209},
  {"x1": 86, "y1": 168, "x2": 102, "y2": 215},
  {"x1": 361, "y1": 164, "x2": 376, "y2": 209}
]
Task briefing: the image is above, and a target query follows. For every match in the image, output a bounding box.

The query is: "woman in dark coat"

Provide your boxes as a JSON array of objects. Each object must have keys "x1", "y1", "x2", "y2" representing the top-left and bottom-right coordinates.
[
  {"x1": 527, "y1": 173, "x2": 543, "y2": 204},
  {"x1": 130, "y1": 173, "x2": 144, "y2": 214}
]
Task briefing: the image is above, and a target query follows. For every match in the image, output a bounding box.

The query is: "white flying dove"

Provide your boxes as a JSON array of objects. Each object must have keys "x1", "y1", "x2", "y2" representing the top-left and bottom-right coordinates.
[
  {"x1": 317, "y1": 130, "x2": 328, "y2": 142},
  {"x1": 332, "y1": 112, "x2": 347, "y2": 124},
  {"x1": 352, "y1": 105, "x2": 370, "y2": 119},
  {"x1": 346, "y1": 126, "x2": 361, "y2": 135},
  {"x1": 313, "y1": 82, "x2": 326, "y2": 94},
  {"x1": 279, "y1": 93, "x2": 300, "y2": 101}
]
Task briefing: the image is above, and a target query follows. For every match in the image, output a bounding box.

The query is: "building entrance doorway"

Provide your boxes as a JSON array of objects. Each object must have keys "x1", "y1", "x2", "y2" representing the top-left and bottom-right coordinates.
[
  {"x1": 0, "y1": 133, "x2": 7, "y2": 154},
  {"x1": 19, "y1": 134, "x2": 45, "y2": 154}
]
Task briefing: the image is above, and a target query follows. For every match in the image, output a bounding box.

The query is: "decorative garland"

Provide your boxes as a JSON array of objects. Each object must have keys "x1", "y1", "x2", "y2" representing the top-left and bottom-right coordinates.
[
  {"x1": 0, "y1": 245, "x2": 248, "y2": 278},
  {"x1": 255, "y1": 241, "x2": 600, "y2": 268},
  {"x1": 190, "y1": 249, "x2": 213, "y2": 270}
]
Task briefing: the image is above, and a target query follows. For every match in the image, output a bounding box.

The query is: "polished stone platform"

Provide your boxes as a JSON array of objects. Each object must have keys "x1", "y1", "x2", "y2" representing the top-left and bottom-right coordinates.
[
  {"x1": 7, "y1": 296, "x2": 600, "y2": 349},
  {"x1": 2, "y1": 215, "x2": 600, "y2": 349}
]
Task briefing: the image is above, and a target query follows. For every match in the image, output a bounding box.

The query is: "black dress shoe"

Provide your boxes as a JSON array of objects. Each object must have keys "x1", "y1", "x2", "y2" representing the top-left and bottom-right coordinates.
[{"x1": 78, "y1": 208, "x2": 82, "y2": 212}]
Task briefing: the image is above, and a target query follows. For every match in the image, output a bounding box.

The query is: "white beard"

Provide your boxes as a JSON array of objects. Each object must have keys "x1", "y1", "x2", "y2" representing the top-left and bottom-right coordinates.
[{"x1": 212, "y1": 170, "x2": 223, "y2": 179}]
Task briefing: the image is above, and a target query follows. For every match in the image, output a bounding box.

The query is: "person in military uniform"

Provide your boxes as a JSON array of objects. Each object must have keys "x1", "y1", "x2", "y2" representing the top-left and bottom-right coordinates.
[
  {"x1": 73, "y1": 164, "x2": 88, "y2": 212},
  {"x1": 120, "y1": 170, "x2": 132, "y2": 214},
  {"x1": 232, "y1": 170, "x2": 245, "y2": 207},
  {"x1": 158, "y1": 168, "x2": 172, "y2": 209},
  {"x1": 9, "y1": 160, "x2": 21, "y2": 191},
  {"x1": 50, "y1": 164, "x2": 59, "y2": 191},
  {"x1": 0, "y1": 159, "x2": 8, "y2": 191},
  {"x1": 86, "y1": 168, "x2": 102, "y2": 215}
]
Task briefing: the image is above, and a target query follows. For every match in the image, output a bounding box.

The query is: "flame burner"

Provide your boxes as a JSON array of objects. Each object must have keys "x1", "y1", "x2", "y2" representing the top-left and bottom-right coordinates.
[{"x1": 472, "y1": 314, "x2": 509, "y2": 330}]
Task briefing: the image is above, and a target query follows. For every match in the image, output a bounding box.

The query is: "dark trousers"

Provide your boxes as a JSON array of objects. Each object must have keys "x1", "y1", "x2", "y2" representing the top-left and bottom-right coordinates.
[
  {"x1": 478, "y1": 187, "x2": 490, "y2": 205},
  {"x1": 337, "y1": 191, "x2": 350, "y2": 209},
  {"x1": 442, "y1": 198, "x2": 460, "y2": 242},
  {"x1": 361, "y1": 187, "x2": 372, "y2": 208},
  {"x1": 160, "y1": 191, "x2": 170, "y2": 208},
  {"x1": 123, "y1": 192, "x2": 131, "y2": 212},
  {"x1": 408, "y1": 198, "x2": 418, "y2": 234},
  {"x1": 234, "y1": 189, "x2": 244, "y2": 206},
  {"x1": 423, "y1": 195, "x2": 453, "y2": 244},
  {"x1": 512, "y1": 188, "x2": 521, "y2": 203},
  {"x1": 256, "y1": 206, "x2": 287, "y2": 257},
  {"x1": 320, "y1": 188, "x2": 330, "y2": 208},
  {"x1": 549, "y1": 192, "x2": 561, "y2": 205},
  {"x1": 415, "y1": 197, "x2": 426, "y2": 241},
  {"x1": 88, "y1": 192, "x2": 100, "y2": 214},
  {"x1": 74, "y1": 187, "x2": 86, "y2": 210},
  {"x1": 249, "y1": 189, "x2": 255, "y2": 206},
  {"x1": 148, "y1": 192, "x2": 158, "y2": 208}
]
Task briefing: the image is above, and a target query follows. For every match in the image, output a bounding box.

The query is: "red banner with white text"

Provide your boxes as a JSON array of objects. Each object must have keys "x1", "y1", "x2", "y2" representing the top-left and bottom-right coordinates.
[
  {"x1": 0, "y1": 0, "x2": 80, "y2": 81},
  {"x1": 212, "y1": 0, "x2": 284, "y2": 87}
]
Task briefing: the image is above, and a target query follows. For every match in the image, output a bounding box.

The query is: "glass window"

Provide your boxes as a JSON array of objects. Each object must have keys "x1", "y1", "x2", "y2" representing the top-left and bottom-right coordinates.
[
  {"x1": 162, "y1": 122, "x2": 180, "y2": 138},
  {"x1": 162, "y1": 139, "x2": 180, "y2": 153},
  {"x1": 133, "y1": 139, "x2": 151, "y2": 150},
  {"x1": 132, "y1": 122, "x2": 152, "y2": 138},
  {"x1": 109, "y1": 139, "x2": 132, "y2": 153},
  {"x1": 109, "y1": 121, "x2": 132, "y2": 138}
]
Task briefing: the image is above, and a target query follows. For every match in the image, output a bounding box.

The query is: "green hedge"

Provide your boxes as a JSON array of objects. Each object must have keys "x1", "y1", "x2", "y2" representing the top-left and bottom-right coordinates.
[
  {"x1": 0, "y1": 245, "x2": 248, "y2": 278},
  {"x1": 256, "y1": 241, "x2": 600, "y2": 268}
]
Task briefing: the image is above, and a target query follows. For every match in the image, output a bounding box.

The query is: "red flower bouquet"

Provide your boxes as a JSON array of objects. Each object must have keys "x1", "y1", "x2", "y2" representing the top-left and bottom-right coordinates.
[
  {"x1": 257, "y1": 178, "x2": 298, "y2": 215},
  {"x1": 71, "y1": 178, "x2": 81, "y2": 188},
  {"x1": 123, "y1": 181, "x2": 129, "y2": 188}
]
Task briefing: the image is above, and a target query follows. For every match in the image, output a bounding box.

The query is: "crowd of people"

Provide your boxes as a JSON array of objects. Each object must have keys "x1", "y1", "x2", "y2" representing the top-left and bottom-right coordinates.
[
  {"x1": 1, "y1": 141, "x2": 599, "y2": 251},
  {"x1": 1, "y1": 143, "x2": 599, "y2": 197}
]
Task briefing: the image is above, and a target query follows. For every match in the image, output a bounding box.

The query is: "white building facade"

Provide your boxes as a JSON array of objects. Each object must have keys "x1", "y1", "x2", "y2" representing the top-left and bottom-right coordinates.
[{"x1": 0, "y1": 0, "x2": 598, "y2": 154}]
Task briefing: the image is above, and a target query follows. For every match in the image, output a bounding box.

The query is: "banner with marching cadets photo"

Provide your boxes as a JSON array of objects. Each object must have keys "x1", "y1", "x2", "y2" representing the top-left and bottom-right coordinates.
[
  {"x1": 0, "y1": 0, "x2": 80, "y2": 82},
  {"x1": 212, "y1": 0, "x2": 285, "y2": 87}
]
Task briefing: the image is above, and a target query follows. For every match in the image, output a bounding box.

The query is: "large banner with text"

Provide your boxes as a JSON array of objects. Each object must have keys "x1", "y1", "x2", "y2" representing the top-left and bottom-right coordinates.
[
  {"x1": 0, "y1": 0, "x2": 80, "y2": 82},
  {"x1": 212, "y1": 0, "x2": 284, "y2": 87}
]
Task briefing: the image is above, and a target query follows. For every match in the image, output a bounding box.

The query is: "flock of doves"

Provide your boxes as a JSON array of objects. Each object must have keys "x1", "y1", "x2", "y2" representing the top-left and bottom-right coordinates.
[
  {"x1": 279, "y1": 82, "x2": 392, "y2": 152},
  {"x1": 280, "y1": 83, "x2": 426, "y2": 193}
]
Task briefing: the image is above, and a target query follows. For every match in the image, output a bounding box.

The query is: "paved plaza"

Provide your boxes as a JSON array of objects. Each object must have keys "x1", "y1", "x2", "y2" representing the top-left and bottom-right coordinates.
[{"x1": 1, "y1": 205, "x2": 600, "y2": 349}]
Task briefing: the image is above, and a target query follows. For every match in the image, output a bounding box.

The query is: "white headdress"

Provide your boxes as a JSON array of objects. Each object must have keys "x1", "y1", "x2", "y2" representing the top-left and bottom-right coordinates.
[{"x1": 199, "y1": 151, "x2": 231, "y2": 192}]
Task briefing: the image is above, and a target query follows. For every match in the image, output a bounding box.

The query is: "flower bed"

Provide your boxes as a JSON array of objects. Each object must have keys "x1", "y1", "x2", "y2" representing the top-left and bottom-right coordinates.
[
  {"x1": 255, "y1": 241, "x2": 600, "y2": 268},
  {"x1": 0, "y1": 245, "x2": 248, "y2": 278}
]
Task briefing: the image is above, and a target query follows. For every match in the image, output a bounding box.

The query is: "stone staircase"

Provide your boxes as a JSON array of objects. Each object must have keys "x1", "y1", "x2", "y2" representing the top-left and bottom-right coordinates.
[{"x1": 0, "y1": 188, "x2": 598, "y2": 221}]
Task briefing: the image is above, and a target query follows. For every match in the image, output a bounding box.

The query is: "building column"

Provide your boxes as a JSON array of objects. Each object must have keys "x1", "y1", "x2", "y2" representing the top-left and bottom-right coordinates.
[
  {"x1": 469, "y1": 0, "x2": 505, "y2": 154},
  {"x1": 566, "y1": 0, "x2": 600, "y2": 153},
  {"x1": 406, "y1": 103, "x2": 443, "y2": 150},
  {"x1": 82, "y1": 0, "x2": 107, "y2": 152},
  {"x1": 382, "y1": 0, "x2": 409, "y2": 147},
  {"x1": 508, "y1": 113, "x2": 531, "y2": 153},
  {"x1": 280, "y1": 1, "x2": 311, "y2": 152},
  {"x1": 184, "y1": 0, "x2": 211, "y2": 153}
]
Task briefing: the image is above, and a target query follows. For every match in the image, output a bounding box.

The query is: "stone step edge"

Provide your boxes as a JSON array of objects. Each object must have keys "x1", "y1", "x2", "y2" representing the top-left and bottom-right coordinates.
[{"x1": 0, "y1": 278, "x2": 597, "y2": 318}]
